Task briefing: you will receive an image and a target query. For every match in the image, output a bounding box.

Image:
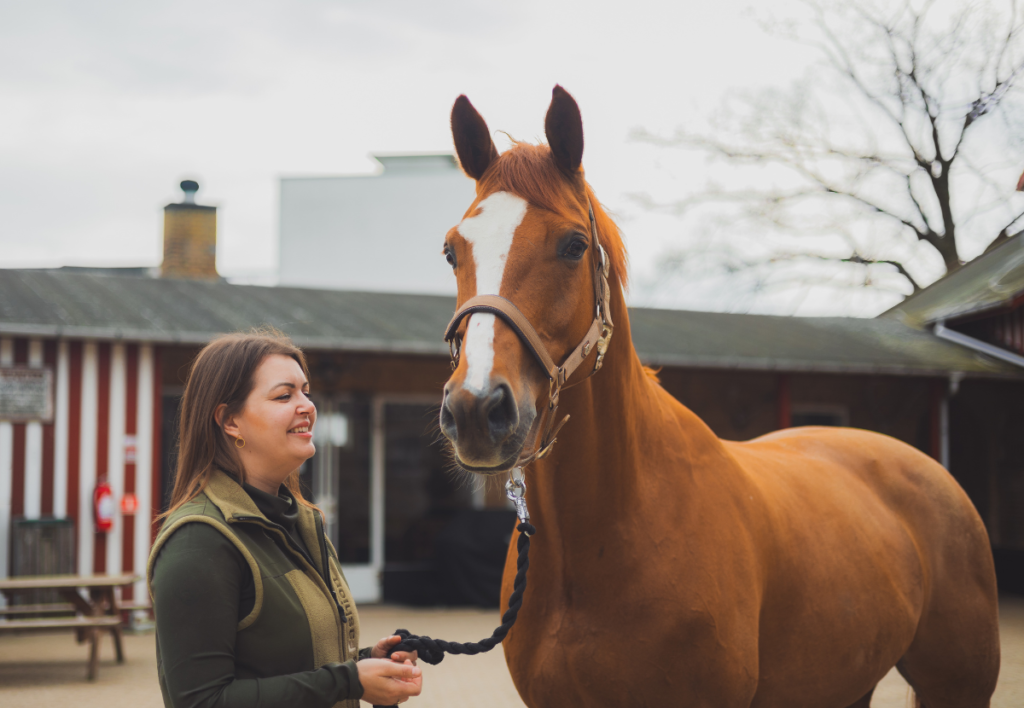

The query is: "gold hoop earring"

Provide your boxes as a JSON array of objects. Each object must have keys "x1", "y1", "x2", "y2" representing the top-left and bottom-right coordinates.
[{"x1": 235, "y1": 437, "x2": 245, "y2": 449}]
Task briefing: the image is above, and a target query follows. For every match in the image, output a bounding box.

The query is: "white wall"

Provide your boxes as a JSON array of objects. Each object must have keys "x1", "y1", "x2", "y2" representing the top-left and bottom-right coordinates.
[
  {"x1": 78, "y1": 342, "x2": 98, "y2": 576},
  {"x1": 278, "y1": 154, "x2": 475, "y2": 295},
  {"x1": 0, "y1": 339, "x2": 13, "y2": 594}
]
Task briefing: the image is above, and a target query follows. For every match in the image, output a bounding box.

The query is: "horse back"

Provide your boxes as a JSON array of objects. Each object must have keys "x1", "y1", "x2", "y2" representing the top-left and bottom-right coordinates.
[
  {"x1": 726, "y1": 425, "x2": 991, "y2": 589},
  {"x1": 720, "y1": 426, "x2": 996, "y2": 704}
]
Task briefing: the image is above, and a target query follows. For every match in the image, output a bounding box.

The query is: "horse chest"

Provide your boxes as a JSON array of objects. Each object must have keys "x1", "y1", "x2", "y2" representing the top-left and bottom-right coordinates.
[{"x1": 504, "y1": 579, "x2": 760, "y2": 707}]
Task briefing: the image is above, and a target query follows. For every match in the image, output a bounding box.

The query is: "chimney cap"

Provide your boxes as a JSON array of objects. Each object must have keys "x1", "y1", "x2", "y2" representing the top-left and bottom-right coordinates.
[{"x1": 180, "y1": 180, "x2": 199, "y2": 204}]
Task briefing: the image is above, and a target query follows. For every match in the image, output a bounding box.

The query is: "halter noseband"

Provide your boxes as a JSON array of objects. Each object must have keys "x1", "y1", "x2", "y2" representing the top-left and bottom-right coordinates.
[{"x1": 443, "y1": 199, "x2": 614, "y2": 468}]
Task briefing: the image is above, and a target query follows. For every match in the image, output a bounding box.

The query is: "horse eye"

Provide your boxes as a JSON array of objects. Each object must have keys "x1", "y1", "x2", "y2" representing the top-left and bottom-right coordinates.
[
  {"x1": 444, "y1": 247, "x2": 457, "y2": 269},
  {"x1": 564, "y1": 239, "x2": 588, "y2": 260}
]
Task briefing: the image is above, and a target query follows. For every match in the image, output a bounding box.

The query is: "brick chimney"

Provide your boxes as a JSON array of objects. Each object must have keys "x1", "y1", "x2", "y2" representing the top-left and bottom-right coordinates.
[{"x1": 161, "y1": 180, "x2": 218, "y2": 279}]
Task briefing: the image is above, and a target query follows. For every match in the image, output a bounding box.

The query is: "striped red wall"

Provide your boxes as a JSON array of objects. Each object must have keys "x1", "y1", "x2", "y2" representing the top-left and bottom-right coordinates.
[
  {"x1": 41, "y1": 341, "x2": 57, "y2": 516},
  {"x1": 11, "y1": 339, "x2": 28, "y2": 519},
  {"x1": 67, "y1": 342, "x2": 83, "y2": 526},
  {"x1": 1, "y1": 337, "x2": 162, "y2": 588},
  {"x1": 94, "y1": 343, "x2": 111, "y2": 574},
  {"x1": 122, "y1": 345, "x2": 139, "y2": 599},
  {"x1": 151, "y1": 347, "x2": 162, "y2": 544}
]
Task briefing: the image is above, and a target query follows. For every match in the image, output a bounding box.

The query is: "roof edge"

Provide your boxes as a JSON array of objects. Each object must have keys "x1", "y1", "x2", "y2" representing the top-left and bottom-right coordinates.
[
  {"x1": 0, "y1": 323, "x2": 451, "y2": 356},
  {"x1": 3, "y1": 324, "x2": 1020, "y2": 377},
  {"x1": 933, "y1": 323, "x2": 1024, "y2": 370},
  {"x1": 635, "y1": 351, "x2": 1022, "y2": 379},
  {"x1": 879, "y1": 233, "x2": 1024, "y2": 322}
]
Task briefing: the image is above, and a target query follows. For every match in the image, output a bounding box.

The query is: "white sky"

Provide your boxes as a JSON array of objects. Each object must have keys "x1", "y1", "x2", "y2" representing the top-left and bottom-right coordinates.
[{"x1": 0, "y1": 0, "x2": 887, "y2": 313}]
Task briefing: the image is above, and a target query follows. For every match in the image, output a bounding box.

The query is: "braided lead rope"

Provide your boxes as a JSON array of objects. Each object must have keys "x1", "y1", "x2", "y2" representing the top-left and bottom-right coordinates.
[
  {"x1": 386, "y1": 520, "x2": 536, "y2": 665},
  {"x1": 372, "y1": 520, "x2": 535, "y2": 708}
]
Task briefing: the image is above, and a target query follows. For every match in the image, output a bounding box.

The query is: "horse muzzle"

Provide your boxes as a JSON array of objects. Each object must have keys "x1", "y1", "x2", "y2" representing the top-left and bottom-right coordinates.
[{"x1": 441, "y1": 378, "x2": 536, "y2": 474}]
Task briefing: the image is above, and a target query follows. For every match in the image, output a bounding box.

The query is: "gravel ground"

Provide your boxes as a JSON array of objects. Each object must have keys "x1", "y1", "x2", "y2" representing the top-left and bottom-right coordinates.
[{"x1": 1, "y1": 598, "x2": 1021, "y2": 707}]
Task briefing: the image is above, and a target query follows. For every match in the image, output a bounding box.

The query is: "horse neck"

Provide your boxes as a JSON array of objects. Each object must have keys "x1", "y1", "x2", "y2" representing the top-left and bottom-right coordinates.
[{"x1": 527, "y1": 283, "x2": 723, "y2": 540}]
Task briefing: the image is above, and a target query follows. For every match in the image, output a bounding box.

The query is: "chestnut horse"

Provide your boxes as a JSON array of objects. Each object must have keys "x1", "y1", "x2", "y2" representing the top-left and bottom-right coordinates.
[{"x1": 438, "y1": 86, "x2": 1000, "y2": 708}]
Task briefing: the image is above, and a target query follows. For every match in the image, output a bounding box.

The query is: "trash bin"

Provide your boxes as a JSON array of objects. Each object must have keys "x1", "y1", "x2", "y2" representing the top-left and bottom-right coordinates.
[{"x1": 10, "y1": 517, "x2": 76, "y2": 606}]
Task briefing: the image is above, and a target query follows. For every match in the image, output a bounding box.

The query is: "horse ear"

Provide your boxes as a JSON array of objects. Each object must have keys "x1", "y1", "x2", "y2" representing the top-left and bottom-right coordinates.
[
  {"x1": 544, "y1": 85, "x2": 584, "y2": 176},
  {"x1": 451, "y1": 95, "x2": 499, "y2": 181}
]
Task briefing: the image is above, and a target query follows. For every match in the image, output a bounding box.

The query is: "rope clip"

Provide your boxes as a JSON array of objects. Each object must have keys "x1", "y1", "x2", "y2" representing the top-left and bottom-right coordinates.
[{"x1": 505, "y1": 468, "x2": 530, "y2": 525}]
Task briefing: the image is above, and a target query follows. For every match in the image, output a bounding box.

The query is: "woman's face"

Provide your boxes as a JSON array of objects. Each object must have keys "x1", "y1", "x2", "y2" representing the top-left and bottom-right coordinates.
[{"x1": 229, "y1": 354, "x2": 317, "y2": 482}]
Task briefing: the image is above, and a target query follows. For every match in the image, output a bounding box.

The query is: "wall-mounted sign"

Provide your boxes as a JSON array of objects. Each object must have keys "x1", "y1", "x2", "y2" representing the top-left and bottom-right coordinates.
[
  {"x1": 121, "y1": 493, "x2": 139, "y2": 515},
  {"x1": 0, "y1": 367, "x2": 54, "y2": 422},
  {"x1": 124, "y1": 435, "x2": 138, "y2": 463}
]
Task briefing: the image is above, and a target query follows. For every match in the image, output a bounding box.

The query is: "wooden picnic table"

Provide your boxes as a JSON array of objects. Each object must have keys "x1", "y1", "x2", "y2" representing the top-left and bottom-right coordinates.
[{"x1": 0, "y1": 573, "x2": 139, "y2": 680}]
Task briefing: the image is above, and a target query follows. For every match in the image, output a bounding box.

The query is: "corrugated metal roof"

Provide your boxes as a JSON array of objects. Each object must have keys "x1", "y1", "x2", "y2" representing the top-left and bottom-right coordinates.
[
  {"x1": 629, "y1": 309, "x2": 1016, "y2": 376},
  {"x1": 880, "y1": 234, "x2": 1024, "y2": 327},
  {"x1": 1, "y1": 269, "x2": 1019, "y2": 378},
  {"x1": 0, "y1": 270, "x2": 451, "y2": 355}
]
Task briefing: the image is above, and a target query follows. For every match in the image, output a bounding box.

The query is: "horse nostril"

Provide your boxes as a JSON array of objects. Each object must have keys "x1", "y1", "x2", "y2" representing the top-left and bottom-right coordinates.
[
  {"x1": 485, "y1": 383, "x2": 518, "y2": 442},
  {"x1": 440, "y1": 396, "x2": 458, "y2": 441}
]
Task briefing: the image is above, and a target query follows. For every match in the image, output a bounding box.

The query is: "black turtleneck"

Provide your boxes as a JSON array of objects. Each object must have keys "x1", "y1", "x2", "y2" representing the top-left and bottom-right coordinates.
[{"x1": 242, "y1": 482, "x2": 312, "y2": 562}]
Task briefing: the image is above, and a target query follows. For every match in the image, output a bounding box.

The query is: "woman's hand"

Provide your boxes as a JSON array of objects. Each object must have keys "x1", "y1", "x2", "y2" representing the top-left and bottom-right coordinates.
[
  {"x1": 357, "y1": 658, "x2": 422, "y2": 705},
  {"x1": 370, "y1": 635, "x2": 419, "y2": 664}
]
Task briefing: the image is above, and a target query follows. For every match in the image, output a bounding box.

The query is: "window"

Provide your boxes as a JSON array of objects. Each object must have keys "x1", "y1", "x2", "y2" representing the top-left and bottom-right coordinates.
[{"x1": 308, "y1": 398, "x2": 371, "y2": 564}]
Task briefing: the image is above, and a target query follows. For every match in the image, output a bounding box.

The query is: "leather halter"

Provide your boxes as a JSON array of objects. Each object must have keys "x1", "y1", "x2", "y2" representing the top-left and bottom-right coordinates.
[{"x1": 444, "y1": 199, "x2": 614, "y2": 467}]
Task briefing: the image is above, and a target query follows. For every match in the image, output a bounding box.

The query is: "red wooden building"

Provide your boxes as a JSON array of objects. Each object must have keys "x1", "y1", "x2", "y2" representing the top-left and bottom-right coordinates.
[
  {"x1": 2, "y1": 188, "x2": 1023, "y2": 605},
  {"x1": 2, "y1": 265, "x2": 1021, "y2": 604},
  {"x1": 884, "y1": 234, "x2": 1024, "y2": 584}
]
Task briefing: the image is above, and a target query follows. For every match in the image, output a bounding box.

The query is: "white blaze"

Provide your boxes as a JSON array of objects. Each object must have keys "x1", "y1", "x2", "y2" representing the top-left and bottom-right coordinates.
[
  {"x1": 463, "y1": 315, "x2": 496, "y2": 394},
  {"x1": 457, "y1": 191, "x2": 528, "y2": 393}
]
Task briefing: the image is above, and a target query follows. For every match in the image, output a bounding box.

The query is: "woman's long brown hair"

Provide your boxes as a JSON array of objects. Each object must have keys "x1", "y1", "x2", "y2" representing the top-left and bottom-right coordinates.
[{"x1": 160, "y1": 329, "x2": 320, "y2": 520}]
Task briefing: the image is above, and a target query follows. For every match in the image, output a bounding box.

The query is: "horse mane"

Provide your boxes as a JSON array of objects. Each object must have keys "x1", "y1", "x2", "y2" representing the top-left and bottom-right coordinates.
[{"x1": 477, "y1": 141, "x2": 629, "y2": 290}]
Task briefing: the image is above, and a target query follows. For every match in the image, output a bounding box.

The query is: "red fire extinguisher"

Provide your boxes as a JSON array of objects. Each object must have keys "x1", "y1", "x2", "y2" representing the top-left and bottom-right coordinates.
[{"x1": 94, "y1": 480, "x2": 115, "y2": 533}]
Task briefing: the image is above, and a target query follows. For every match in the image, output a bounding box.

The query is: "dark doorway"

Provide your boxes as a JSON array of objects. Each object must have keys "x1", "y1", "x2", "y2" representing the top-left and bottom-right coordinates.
[{"x1": 382, "y1": 401, "x2": 474, "y2": 604}]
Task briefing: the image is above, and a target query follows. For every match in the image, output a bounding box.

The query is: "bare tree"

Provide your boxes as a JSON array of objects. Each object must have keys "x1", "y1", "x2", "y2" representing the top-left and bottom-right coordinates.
[{"x1": 635, "y1": 0, "x2": 1024, "y2": 302}]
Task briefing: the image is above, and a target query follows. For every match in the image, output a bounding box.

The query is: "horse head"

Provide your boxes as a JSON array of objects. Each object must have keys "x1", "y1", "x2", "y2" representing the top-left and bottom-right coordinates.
[{"x1": 439, "y1": 86, "x2": 625, "y2": 475}]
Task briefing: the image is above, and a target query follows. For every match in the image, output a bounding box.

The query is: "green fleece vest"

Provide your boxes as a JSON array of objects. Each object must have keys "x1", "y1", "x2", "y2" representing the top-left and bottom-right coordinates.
[{"x1": 148, "y1": 470, "x2": 361, "y2": 708}]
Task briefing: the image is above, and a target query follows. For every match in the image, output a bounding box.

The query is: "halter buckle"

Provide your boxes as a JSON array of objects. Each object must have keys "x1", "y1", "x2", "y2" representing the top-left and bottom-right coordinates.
[
  {"x1": 449, "y1": 336, "x2": 461, "y2": 371},
  {"x1": 548, "y1": 376, "x2": 562, "y2": 409}
]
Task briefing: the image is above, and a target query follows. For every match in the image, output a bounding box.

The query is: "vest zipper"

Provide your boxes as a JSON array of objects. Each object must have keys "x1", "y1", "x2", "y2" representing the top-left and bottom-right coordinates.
[{"x1": 314, "y1": 514, "x2": 348, "y2": 623}]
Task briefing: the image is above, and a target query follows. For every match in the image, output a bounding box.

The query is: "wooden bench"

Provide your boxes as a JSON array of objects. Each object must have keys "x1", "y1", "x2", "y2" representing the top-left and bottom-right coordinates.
[
  {"x1": 0, "y1": 574, "x2": 137, "y2": 681},
  {"x1": 0, "y1": 603, "x2": 76, "y2": 617},
  {"x1": 117, "y1": 601, "x2": 151, "y2": 614},
  {"x1": 0, "y1": 615, "x2": 124, "y2": 680}
]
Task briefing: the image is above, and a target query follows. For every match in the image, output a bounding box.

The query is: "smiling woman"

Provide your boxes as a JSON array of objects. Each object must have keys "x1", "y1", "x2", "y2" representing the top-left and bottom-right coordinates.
[{"x1": 147, "y1": 329, "x2": 423, "y2": 708}]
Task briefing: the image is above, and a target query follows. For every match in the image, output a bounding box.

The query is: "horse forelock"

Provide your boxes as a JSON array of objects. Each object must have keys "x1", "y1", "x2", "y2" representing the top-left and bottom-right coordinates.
[{"x1": 477, "y1": 141, "x2": 629, "y2": 290}]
